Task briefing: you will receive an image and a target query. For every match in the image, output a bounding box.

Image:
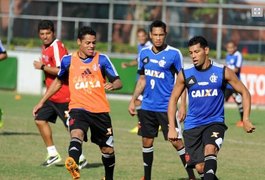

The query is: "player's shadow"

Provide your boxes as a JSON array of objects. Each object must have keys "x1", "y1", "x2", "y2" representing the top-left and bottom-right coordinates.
[
  {"x1": 56, "y1": 163, "x2": 102, "y2": 169},
  {"x1": 0, "y1": 131, "x2": 38, "y2": 136}
]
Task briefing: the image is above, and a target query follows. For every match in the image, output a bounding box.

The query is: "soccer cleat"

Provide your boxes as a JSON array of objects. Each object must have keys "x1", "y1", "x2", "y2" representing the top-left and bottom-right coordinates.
[
  {"x1": 65, "y1": 157, "x2": 80, "y2": 179},
  {"x1": 236, "y1": 120, "x2": 243, "y2": 127},
  {"x1": 41, "y1": 154, "x2": 62, "y2": 167},
  {"x1": 140, "y1": 176, "x2": 145, "y2": 180},
  {"x1": 129, "y1": 126, "x2": 138, "y2": 133},
  {"x1": 78, "y1": 158, "x2": 88, "y2": 170}
]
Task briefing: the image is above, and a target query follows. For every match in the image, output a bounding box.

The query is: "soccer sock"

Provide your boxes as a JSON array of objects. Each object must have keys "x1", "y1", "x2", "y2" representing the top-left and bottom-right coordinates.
[
  {"x1": 142, "y1": 146, "x2": 154, "y2": 180},
  {"x1": 68, "y1": 137, "x2": 82, "y2": 164},
  {"x1": 204, "y1": 154, "x2": 217, "y2": 180},
  {"x1": 47, "y1": 145, "x2": 58, "y2": 157},
  {"x1": 102, "y1": 152, "x2": 115, "y2": 180},
  {"x1": 177, "y1": 147, "x2": 195, "y2": 179}
]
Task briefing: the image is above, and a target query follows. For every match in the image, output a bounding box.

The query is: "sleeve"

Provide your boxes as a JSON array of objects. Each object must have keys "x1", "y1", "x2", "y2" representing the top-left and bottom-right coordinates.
[
  {"x1": 0, "y1": 40, "x2": 6, "y2": 53},
  {"x1": 137, "y1": 51, "x2": 146, "y2": 75},
  {"x1": 57, "y1": 55, "x2": 71, "y2": 81},
  {"x1": 235, "y1": 51, "x2": 243, "y2": 68},
  {"x1": 173, "y1": 49, "x2": 184, "y2": 74},
  {"x1": 100, "y1": 54, "x2": 120, "y2": 83},
  {"x1": 53, "y1": 40, "x2": 68, "y2": 67}
]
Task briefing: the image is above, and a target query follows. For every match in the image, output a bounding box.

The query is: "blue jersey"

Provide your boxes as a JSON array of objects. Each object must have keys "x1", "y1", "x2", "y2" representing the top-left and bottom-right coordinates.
[
  {"x1": 58, "y1": 52, "x2": 119, "y2": 82},
  {"x1": 183, "y1": 61, "x2": 226, "y2": 130},
  {"x1": 138, "y1": 45, "x2": 183, "y2": 112},
  {"x1": 0, "y1": 40, "x2": 6, "y2": 53},
  {"x1": 225, "y1": 50, "x2": 242, "y2": 89},
  {"x1": 137, "y1": 41, "x2": 152, "y2": 54}
]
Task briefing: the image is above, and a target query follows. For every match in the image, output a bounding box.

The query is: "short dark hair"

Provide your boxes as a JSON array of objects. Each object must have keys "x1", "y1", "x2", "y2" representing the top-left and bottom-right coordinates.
[
  {"x1": 137, "y1": 28, "x2": 147, "y2": 34},
  {"x1": 149, "y1": 20, "x2": 167, "y2": 33},
  {"x1": 38, "y1": 20, "x2": 55, "y2": 33},
  {"x1": 77, "y1": 26, "x2": 96, "y2": 40},
  {"x1": 188, "y1": 36, "x2": 208, "y2": 48}
]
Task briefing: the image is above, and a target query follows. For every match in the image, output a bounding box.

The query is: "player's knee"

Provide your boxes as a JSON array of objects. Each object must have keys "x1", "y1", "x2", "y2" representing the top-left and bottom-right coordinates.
[
  {"x1": 100, "y1": 146, "x2": 114, "y2": 154},
  {"x1": 195, "y1": 163, "x2": 204, "y2": 173},
  {"x1": 204, "y1": 144, "x2": 218, "y2": 156}
]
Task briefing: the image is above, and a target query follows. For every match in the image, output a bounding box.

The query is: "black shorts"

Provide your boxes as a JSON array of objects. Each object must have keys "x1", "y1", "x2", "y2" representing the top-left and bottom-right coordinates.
[
  {"x1": 35, "y1": 100, "x2": 68, "y2": 127},
  {"x1": 137, "y1": 109, "x2": 179, "y2": 140},
  {"x1": 183, "y1": 123, "x2": 227, "y2": 167},
  {"x1": 68, "y1": 109, "x2": 114, "y2": 147}
]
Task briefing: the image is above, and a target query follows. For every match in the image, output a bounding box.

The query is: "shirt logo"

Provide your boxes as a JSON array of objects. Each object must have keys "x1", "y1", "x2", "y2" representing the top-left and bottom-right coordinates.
[
  {"x1": 209, "y1": 73, "x2": 218, "y2": 83},
  {"x1": 158, "y1": 60, "x2": 166, "y2": 67},
  {"x1": 191, "y1": 89, "x2": 218, "y2": 98},
  {"x1": 211, "y1": 132, "x2": 219, "y2": 138}
]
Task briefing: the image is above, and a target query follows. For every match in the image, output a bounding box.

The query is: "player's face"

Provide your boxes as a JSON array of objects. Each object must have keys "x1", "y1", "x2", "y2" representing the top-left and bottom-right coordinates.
[
  {"x1": 39, "y1": 29, "x2": 55, "y2": 46},
  {"x1": 77, "y1": 34, "x2": 96, "y2": 57},
  {"x1": 226, "y1": 42, "x2": 236, "y2": 55},
  {"x1": 189, "y1": 43, "x2": 209, "y2": 68},
  {"x1": 149, "y1": 27, "x2": 166, "y2": 48},
  {"x1": 137, "y1": 31, "x2": 148, "y2": 45}
]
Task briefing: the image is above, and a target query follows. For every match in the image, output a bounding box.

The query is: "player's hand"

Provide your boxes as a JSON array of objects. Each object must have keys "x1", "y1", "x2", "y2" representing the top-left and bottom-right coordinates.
[
  {"x1": 33, "y1": 60, "x2": 43, "y2": 70},
  {"x1": 177, "y1": 106, "x2": 186, "y2": 122},
  {"x1": 104, "y1": 82, "x2": 114, "y2": 91},
  {"x1": 121, "y1": 62, "x2": 128, "y2": 69},
  {"x1": 128, "y1": 100, "x2": 137, "y2": 116},
  {"x1": 32, "y1": 102, "x2": 44, "y2": 117},
  {"x1": 168, "y1": 127, "x2": 178, "y2": 142},
  {"x1": 243, "y1": 120, "x2": 255, "y2": 133}
]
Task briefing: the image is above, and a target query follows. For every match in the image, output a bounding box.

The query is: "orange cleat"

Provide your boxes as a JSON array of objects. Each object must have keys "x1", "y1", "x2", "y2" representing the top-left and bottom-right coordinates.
[{"x1": 65, "y1": 157, "x2": 80, "y2": 179}]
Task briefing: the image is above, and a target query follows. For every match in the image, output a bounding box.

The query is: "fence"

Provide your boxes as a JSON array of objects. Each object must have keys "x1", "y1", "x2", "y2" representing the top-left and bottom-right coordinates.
[{"x1": 0, "y1": 0, "x2": 265, "y2": 60}]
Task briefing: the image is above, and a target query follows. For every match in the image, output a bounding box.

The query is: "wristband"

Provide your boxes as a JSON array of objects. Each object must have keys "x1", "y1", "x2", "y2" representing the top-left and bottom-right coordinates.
[{"x1": 41, "y1": 64, "x2": 45, "y2": 70}]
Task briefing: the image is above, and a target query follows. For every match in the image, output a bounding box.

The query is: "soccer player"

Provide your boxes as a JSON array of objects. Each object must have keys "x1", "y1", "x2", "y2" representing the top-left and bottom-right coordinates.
[
  {"x1": 128, "y1": 20, "x2": 195, "y2": 180},
  {"x1": 168, "y1": 36, "x2": 255, "y2": 180},
  {"x1": 0, "y1": 40, "x2": 7, "y2": 61},
  {"x1": 121, "y1": 28, "x2": 152, "y2": 133},
  {"x1": 33, "y1": 26, "x2": 122, "y2": 180},
  {"x1": 224, "y1": 41, "x2": 244, "y2": 127},
  {"x1": 0, "y1": 39, "x2": 8, "y2": 128},
  {"x1": 33, "y1": 20, "x2": 88, "y2": 168}
]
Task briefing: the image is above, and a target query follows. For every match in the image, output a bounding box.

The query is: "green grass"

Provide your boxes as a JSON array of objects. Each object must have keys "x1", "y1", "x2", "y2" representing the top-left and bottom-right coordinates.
[{"x1": 0, "y1": 90, "x2": 264, "y2": 180}]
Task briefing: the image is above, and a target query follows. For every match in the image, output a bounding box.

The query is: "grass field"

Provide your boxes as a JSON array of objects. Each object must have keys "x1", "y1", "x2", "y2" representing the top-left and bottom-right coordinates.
[{"x1": 0, "y1": 90, "x2": 264, "y2": 180}]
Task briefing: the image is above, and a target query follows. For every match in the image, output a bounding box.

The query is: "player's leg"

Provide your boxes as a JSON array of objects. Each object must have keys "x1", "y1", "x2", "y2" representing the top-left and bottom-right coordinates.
[
  {"x1": 159, "y1": 112, "x2": 196, "y2": 180},
  {"x1": 62, "y1": 107, "x2": 88, "y2": 169},
  {"x1": 183, "y1": 127, "x2": 205, "y2": 180},
  {"x1": 90, "y1": 112, "x2": 115, "y2": 180},
  {"x1": 34, "y1": 100, "x2": 61, "y2": 166},
  {"x1": 202, "y1": 123, "x2": 227, "y2": 180},
  {"x1": 65, "y1": 109, "x2": 88, "y2": 179},
  {"x1": 232, "y1": 92, "x2": 244, "y2": 127},
  {"x1": 138, "y1": 110, "x2": 158, "y2": 180}
]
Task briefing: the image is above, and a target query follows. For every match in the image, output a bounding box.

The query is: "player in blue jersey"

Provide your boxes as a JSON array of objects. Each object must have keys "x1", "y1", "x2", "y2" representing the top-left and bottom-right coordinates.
[
  {"x1": 168, "y1": 36, "x2": 255, "y2": 180},
  {"x1": 0, "y1": 40, "x2": 7, "y2": 61},
  {"x1": 224, "y1": 41, "x2": 244, "y2": 127},
  {"x1": 128, "y1": 20, "x2": 195, "y2": 180}
]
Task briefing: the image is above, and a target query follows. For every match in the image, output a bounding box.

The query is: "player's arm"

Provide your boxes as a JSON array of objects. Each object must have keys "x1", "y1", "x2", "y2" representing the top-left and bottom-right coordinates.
[
  {"x1": 168, "y1": 71, "x2": 186, "y2": 141},
  {"x1": 102, "y1": 55, "x2": 123, "y2": 91},
  {"x1": 128, "y1": 74, "x2": 146, "y2": 116},
  {"x1": 225, "y1": 67, "x2": 255, "y2": 133},
  {"x1": 121, "y1": 58, "x2": 138, "y2": 68},
  {"x1": 0, "y1": 40, "x2": 7, "y2": 61}
]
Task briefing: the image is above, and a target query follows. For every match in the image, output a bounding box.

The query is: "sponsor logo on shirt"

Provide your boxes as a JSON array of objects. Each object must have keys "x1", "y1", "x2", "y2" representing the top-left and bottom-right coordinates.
[
  {"x1": 145, "y1": 69, "x2": 165, "y2": 79},
  {"x1": 191, "y1": 89, "x2": 218, "y2": 97}
]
